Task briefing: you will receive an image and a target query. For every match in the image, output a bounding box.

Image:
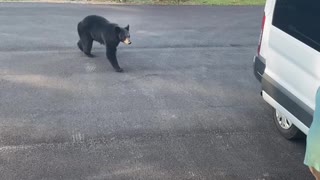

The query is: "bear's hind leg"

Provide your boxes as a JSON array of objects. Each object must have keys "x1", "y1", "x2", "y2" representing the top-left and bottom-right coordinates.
[
  {"x1": 80, "y1": 33, "x2": 94, "y2": 58},
  {"x1": 77, "y1": 40, "x2": 83, "y2": 52}
]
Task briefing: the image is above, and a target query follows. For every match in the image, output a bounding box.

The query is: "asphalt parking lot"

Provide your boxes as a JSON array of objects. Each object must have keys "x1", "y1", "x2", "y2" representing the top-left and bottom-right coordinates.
[{"x1": 0, "y1": 3, "x2": 313, "y2": 180}]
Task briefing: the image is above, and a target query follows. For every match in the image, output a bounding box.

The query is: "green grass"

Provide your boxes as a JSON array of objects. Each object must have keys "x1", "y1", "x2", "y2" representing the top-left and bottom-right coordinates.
[
  {"x1": 0, "y1": 0, "x2": 266, "y2": 5},
  {"x1": 185, "y1": 0, "x2": 266, "y2": 5},
  {"x1": 122, "y1": 0, "x2": 265, "y2": 5}
]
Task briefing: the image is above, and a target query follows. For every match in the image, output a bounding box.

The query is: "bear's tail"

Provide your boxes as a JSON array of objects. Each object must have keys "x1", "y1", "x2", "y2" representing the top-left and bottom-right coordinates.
[{"x1": 77, "y1": 22, "x2": 83, "y2": 37}]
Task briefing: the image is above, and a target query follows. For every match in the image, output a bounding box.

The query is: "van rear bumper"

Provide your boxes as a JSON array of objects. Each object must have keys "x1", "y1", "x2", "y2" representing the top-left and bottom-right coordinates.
[{"x1": 253, "y1": 55, "x2": 265, "y2": 82}]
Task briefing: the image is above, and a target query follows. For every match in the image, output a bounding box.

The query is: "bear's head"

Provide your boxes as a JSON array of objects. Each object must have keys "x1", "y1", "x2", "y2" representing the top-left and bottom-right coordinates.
[{"x1": 115, "y1": 25, "x2": 131, "y2": 45}]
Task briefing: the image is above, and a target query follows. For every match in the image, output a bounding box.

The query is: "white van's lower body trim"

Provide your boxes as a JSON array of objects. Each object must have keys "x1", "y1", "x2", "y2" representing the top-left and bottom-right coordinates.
[
  {"x1": 254, "y1": 55, "x2": 313, "y2": 133},
  {"x1": 262, "y1": 91, "x2": 309, "y2": 135}
]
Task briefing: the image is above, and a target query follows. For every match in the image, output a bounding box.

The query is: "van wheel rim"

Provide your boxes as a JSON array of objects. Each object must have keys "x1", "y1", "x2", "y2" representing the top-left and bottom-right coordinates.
[{"x1": 275, "y1": 110, "x2": 292, "y2": 130}]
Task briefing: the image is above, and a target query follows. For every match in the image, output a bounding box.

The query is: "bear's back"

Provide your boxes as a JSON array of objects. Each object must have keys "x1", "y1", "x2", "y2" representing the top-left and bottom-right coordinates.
[{"x1": 81, "y1": 15, "x2": 110, "y2": 28}]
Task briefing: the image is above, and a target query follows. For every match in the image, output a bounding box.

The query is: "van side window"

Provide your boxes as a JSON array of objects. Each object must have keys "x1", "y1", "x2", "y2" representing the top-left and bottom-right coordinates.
[{"x1": 273, "y1": 0, "x2": 320, "y2": 52}]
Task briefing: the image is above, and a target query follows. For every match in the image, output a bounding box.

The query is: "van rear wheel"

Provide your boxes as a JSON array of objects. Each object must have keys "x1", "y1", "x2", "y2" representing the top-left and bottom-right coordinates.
[{"x1": 273, "y1": 109, "x2": 304, "y2": 140}]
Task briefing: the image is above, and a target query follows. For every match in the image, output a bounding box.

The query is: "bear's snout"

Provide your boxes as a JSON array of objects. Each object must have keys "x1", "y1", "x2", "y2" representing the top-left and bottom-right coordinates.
[{"x1": 124, "y1": 38, "x2": 132, "y2": 45}]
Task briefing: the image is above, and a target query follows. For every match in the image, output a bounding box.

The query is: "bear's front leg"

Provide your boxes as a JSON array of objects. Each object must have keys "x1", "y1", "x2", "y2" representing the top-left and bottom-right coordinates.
[{"x1": 106, "y1": 46, "x2": 123, "y2": 72}]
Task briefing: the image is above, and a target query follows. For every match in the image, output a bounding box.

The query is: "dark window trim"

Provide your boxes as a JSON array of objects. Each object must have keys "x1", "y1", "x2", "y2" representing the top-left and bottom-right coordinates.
[{"x1": 272, "y1": 0, "x2": 320, "y2": 52}]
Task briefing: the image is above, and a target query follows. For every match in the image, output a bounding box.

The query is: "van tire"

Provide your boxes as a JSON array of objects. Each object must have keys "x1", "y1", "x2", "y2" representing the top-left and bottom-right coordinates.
[{"x1": 272, "y1": 108, "x2": 304, "y2": 140}]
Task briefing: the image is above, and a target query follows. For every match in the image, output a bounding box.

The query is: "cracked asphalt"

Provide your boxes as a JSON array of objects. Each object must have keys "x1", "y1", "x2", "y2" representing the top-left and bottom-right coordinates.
[{"x1": 0, "y1": 3, "x2": 313, "y2": 180}]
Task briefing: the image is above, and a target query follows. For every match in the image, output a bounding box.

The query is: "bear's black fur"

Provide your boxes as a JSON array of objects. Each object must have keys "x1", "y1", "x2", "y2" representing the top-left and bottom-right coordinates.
[{"x1": 77, "y1": 15, "x2": 131, "y2": 72}]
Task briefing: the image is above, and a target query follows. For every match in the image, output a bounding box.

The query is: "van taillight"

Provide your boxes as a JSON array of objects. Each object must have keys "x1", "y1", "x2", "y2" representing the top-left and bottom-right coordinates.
[{"x1": 257, "y1": 14, "x2": 266, "y2": 55}]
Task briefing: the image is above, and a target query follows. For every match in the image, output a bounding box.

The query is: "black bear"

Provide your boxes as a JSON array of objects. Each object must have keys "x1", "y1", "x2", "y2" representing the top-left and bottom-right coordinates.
[{"x1": 77, "y1": 15, "x2": 131, "y2": 72}]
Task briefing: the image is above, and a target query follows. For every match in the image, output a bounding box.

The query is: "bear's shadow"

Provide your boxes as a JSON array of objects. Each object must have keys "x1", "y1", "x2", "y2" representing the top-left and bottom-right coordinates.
[
  {"x1": 80, "y1": 51, "x2": 135, "y2": 73},
  {"x1": 81, "y1": 51, "x2": 115, "y2": 73}
]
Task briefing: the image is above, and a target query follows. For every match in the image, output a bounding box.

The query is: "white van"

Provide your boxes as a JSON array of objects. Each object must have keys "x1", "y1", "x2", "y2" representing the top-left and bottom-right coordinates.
[{"x1": 253, "y1": 0, "x2": 320, "y2": 139}]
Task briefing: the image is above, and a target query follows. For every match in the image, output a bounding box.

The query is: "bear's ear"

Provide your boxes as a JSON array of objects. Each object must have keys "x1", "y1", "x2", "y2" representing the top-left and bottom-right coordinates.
[
  {"x1": 125, "y1": 25, "x2": 129, "y2": 31},
  {"x1": 115, "y1": 27, "x2": 121, "y2": 34}
]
